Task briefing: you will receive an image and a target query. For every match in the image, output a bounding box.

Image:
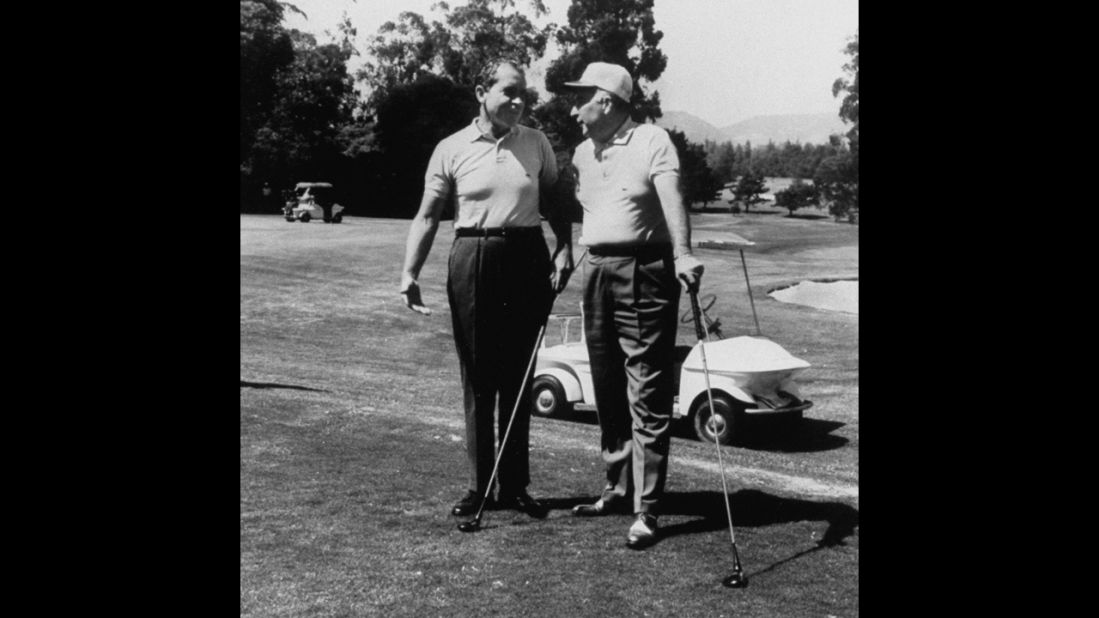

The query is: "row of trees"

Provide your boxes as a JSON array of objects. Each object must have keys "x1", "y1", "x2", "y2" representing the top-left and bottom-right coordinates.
[
  {"x1": 240, "y1": 1, "x2": 363, "y2": 211},
  {"x1": 702, "y1": 139, "x2": 850, "y2": 185},
  {"x1": 240, "y1": 1, "x2": 858, "y2": 222},
  {"x1": 704, "y1": 31, "x2": 859, "y2": 221}
]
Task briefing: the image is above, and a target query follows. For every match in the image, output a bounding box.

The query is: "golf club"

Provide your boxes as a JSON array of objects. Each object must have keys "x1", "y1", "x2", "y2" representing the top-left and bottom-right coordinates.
[
  {"x1": 689, "y1": 289, "x2": 748, "y2": 589},
  {"x1": 458, "y1": 289, "x2": 560, "y2": 533}
]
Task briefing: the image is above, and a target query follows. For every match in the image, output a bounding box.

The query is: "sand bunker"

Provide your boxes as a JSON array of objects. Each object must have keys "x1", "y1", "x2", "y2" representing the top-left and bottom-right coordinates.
[{"x1": 769, "y1": 280, "x2": 858, "y2": 314}]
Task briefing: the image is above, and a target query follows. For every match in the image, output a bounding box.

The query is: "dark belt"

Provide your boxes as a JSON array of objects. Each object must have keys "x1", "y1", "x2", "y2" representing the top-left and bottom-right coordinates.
[
  {"x1": 588, "y1": 243, "x2": 673, "y2": 261},
  {"x1": 454, "y1": 226, "x2": 543, "y2": 238}
]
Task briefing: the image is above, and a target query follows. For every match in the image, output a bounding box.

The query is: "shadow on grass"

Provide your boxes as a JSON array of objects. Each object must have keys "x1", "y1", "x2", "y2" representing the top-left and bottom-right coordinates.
[
  {"x1": 530, "y1": 495, "x2": 605, "y2": 514},
  {"x1": 240, "y1": 379, "x2": 326, "y2": 392},
  {"x1": 786, "y1": 212, "x2": 830, "y2": 220},
  {"x1": 660, "y1": 488, "x2": 858, "y2": 556},
  {"x1": 545, "y1": 407, "x2": 600, "y2": 426},
  {"x1": 541, "y1": 408, "x2": 846, "y2": 453},
  {"x1": 669, "y1": 416, "x2": 849, "y2": 453}
]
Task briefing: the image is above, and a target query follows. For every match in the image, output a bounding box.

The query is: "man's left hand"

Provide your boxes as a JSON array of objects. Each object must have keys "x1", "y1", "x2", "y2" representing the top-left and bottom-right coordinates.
[
  {"x1": 675, "y1": 254, "x2": 704, "y2": 293},
  {"x1": 551, "y1": 250, "x2": 574, "y2": 293}
]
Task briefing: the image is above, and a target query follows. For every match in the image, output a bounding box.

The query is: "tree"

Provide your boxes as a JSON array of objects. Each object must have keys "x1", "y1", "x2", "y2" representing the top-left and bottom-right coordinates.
[
  {"x1": 832, "y1": 32, "x2": 859, "y2": 157},
  {"x1": 667, "y1": 129, "x2": 722, "y2": 209},
  {"x1": 706, "y1": 141, "x2": 737, "y2": 185},
  {"x1": 359, "y1": 0, "x2": 552, "y2": 114},
  {"x1": 240, "y1": 0, "x2": 295, "y2": 169},
  {"x1": 245, "y1": 29, "x2": 359, "y2": 209},
  {"x1": 240, "y1": 2, "x2": 361, "y2": 211},
  {"x1": 732, "y1": 168, "x2": 768, "y2": 214},
  {"x1": 813, "y1": 145, "x2": 857, "y2": 222},
  {"x1": 820, "y1": 31, "x2": 859, "y2": 222},
  {"x1": 535, "y1": 0, "x2": 668, "y2": 149},
  {"x1": 352, "y1": 1, "x2": 554, "y2": 217},
  {"x1": 369, "y1": 75, "x2": 479, "y2": 217},
  {"x1": 773, "y1": 178, "x2": 818, "y2": 216}
]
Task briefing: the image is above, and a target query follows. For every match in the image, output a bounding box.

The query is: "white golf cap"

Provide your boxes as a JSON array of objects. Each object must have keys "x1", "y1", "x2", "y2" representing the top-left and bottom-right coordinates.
[{"x1": 563, "y1": 62, "x2": 633, "y2": 102}]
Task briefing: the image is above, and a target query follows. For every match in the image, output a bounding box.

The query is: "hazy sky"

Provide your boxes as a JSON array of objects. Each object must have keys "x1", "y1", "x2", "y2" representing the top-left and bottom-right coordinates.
[{"x1": 282, "y1": 0, "x2": 858, "y2": 128}]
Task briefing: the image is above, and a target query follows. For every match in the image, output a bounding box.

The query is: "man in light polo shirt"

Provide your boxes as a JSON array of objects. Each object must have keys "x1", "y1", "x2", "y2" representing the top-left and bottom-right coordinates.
[
  {"x1": 399, "y1": 60, "x2": 574, "y2": 520},
  {"x1": 561, "y1": 62, "x2": 704, "y2": 550}
]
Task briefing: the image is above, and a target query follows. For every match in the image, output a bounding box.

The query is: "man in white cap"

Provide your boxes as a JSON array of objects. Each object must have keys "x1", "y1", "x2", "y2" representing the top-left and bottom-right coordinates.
[{"x1": 561, "y1": 61, "x2": 704, "y2": 550}]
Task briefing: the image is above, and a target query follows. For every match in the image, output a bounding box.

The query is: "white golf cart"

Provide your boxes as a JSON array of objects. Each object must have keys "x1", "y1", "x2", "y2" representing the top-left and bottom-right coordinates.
[
  {"x1": 283, "y1": 182, "x2": 345, "y2": 223},
  {"x1": 531, "y1": 236, "x2": 813, "y2": 445}
]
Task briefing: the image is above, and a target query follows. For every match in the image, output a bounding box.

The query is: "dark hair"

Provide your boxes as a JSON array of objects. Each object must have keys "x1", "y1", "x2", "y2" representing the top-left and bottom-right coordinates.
[{"x1": 477, "y1": 60, "x2": 525, "y2": 89}]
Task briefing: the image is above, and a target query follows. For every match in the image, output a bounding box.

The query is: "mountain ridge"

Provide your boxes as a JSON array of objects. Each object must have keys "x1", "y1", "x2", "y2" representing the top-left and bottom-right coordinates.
[{"x1": 655, "y1": 110, "x2": 847, "y2": 146}]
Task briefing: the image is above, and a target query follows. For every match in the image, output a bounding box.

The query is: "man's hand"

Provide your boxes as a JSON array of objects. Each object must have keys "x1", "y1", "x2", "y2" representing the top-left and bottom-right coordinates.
[
  {"x1": 551, "y1": 249, "x2": 574, "y2": 293},
  {"x1": 675, "y1": 254, "x2": 704, "y2": 293},
  {"x1": 400, "y1": 275, "x2": 431, "y2": 315}
]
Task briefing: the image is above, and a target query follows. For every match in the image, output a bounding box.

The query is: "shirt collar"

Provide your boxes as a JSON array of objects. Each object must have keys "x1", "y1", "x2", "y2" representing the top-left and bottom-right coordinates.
[
  {"x1": 593, "y1": 118, "x2": 637, "y2": 154},
  {"x1": 608, "y1": 118, "x2": 638, "y2": 145},
  {"x1": 466, "y1": 117, "x2": 518, "y2": 143}
]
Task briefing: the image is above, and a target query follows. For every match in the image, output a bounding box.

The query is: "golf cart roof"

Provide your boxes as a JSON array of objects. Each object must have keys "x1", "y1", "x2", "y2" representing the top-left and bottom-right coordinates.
[
  {"x1": 697, "y1": 232, "x2": 756, "y2": 250},
  {"x1": 720, "y1": 232, "x2": 755, "y2": 247},
  {"x1": 295, "y1": 182, "x2": 333, "y2": 189}
]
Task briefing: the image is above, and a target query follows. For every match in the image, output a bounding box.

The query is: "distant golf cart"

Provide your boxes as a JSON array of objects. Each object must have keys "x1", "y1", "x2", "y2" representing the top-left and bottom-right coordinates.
[
  {"x1": 532, "y1": 236, "x2": 813, "y2": 445},
  {"x1": 283, "y1": 182, "x2": 344, "y2": 223}
]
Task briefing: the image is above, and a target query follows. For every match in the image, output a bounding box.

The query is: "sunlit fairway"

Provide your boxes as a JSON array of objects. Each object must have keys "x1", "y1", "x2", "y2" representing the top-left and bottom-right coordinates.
[{"x1": 241, "y1": 209, "x2": 858, "y2": 616}]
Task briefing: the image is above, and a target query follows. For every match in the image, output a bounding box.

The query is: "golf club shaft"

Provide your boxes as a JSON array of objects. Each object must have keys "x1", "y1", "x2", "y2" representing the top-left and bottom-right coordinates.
[
  {"x1": 468, "y1": 290, "x2": 559, "y2": 524},
  {"x1": 689, "y1": 291, "x2": 738, "y2": 548},
  {"x1": 738, "y1": 249, "x2": 761, "y2": 336}
]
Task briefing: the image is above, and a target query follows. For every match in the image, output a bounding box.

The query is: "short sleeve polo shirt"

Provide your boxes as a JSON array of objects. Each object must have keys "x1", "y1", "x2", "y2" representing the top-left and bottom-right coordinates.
[
  {"x1": 423, "y1": 119, "x2": 559, "y2": 229},
  {"x1": 572, "y1": 119, "x2": 680, "y2": 247}
]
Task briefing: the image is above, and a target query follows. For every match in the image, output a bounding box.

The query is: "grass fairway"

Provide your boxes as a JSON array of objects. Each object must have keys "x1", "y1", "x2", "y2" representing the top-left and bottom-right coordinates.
[{"x1": 241, "y1": 210, "x2": 858, "y2": 616}]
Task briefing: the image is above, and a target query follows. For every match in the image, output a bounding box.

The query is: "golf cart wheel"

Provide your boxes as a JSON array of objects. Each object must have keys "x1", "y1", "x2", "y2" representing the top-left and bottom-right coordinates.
[
  {"x1": 531, "y1": 376, "x2": 570, "y2": 418},
  {"x1": 332, "y1": 214, "x2": 342, "y2": 223},
  {"x1": 693, "y1": 393, "x2": 746, "y2": 446},
  {"x1": 299, "y1": 213, "x2": 311, "y2": 223}
]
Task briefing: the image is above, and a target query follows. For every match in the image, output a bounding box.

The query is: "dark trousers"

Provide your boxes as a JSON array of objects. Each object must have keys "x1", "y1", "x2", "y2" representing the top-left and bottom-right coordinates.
[
  {"x1": 582, "y1": 249, "x2": 680, "y2": 516},
  {"x1": 447, "y1": 232, "x2": 552, "y2": 496}
]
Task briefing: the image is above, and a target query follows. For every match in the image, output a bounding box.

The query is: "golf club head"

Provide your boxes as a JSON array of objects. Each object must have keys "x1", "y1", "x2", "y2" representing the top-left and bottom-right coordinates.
[
  {"x1": 722, "y1": 571, "x2": 748, "y2": 589},
  {"x1": 457, "y1": 518, "x2": 482, "y2": 533},
  {"x1": 720, "y1": 567, "x2": 747, "y2": 585}
]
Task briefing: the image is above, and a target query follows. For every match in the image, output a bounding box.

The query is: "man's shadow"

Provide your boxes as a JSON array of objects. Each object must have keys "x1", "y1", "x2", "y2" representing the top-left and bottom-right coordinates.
[
  {"x1": 659, "y1": 488, "x2": 858, "y2": 575},
  {"x1": 540, "y1": 489, "x2": 857, "y2": 543},
  {"x1": 659, "y1": 489, "x2": 857, "y2": 539},
  {"x1": 240, "y1": 380, "x2": 326, "y2": 392}
]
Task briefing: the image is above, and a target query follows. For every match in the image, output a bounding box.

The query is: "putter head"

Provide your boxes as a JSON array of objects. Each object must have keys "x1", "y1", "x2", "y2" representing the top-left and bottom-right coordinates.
[
  {"x1": 722, "y1": 571, "x2": 748, "y2": 589},
  {"x1": 457, "y1": 519, "x2": 482, "y2": 533}
]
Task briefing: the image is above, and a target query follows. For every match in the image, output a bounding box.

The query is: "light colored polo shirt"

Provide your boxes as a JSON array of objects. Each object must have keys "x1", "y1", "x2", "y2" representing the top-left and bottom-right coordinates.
[
  {"x1": 572, "y1": 119, "x2": 680, "y2": 247},
  {"x1": 423, "y1": 119, "x2": 558, "y2": 229}
]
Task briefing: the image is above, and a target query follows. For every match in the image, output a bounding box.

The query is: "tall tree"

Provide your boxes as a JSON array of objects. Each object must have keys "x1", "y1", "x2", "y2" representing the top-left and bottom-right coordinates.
[
  {"x1": 818, "y1": 32, "x2": 858, "y2": 222},
  {"x1": 833, "y1": 32, "x2": 859, "y2": 157},
  {"x1": 705, "y1": 141, "x2": 737, "y2": 185},
  {"x1": 535, "y1": 0, "x2": 668, "y2": 149},
  {"x1": 732, "y1": 168, "x2": 768, "y2": 214},
  {"x1": 248, "y1": 30, "x2": 359, "y2": 191},
  {"x1": 240, "y1": 0, "x2": 296, "y2": 170},
  {"x1": 369, "y1": 75, "x2": 479, "y2": 217},
  {"x1": 358, "y1": 0, "x2": 552, "y2": 114},
  {"x1": 353, "y1": 1, "x2": 555, "y2": 217},
  {"x1": 667, "y1": 129, "x2": 722, "y2": 210},
  {"x1": 813, "y1": 141, "x2": 857, "y2": 222}
]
